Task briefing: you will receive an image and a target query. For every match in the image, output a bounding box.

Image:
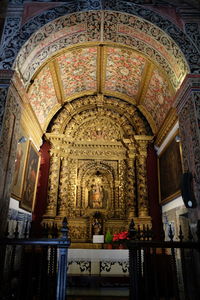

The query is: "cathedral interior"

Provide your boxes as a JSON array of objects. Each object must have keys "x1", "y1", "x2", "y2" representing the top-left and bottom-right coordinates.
[{"x1": 0, "y1": 0, "x2": 200, "y2": 299}]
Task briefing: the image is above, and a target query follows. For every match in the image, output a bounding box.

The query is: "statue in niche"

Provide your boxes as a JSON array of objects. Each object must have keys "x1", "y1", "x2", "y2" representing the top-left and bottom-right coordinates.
[
  {"x1": 92, "y1": 212, "x2": 103, "y2": 235},
  {"x1": 88, "y1": 171, "x2": 107, "y2": 209},
  {"x1": 92, "y1": 218, "x2": 102, "y2": 235}
]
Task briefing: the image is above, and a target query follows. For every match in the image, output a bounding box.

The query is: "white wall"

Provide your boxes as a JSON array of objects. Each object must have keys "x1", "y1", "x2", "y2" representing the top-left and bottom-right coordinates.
[{"x1": 9, "y1": 197, "x2": 32, "y2": 215}]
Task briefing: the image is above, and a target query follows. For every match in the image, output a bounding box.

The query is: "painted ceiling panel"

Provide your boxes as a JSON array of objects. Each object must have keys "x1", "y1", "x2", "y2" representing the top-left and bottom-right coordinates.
[
  {"x1": 28, "y1": 64, "x2": 58, "y2": 126},
  {"x1": 56, "y1": 47, "x2": 97, "y2": 99},
  {"x1": 143, "y1": 68, "x2": 174, "y2": 128},
  {"x1": 104, "y1": 47, "x2": 146, "y2": 99},
  {"x1": 26, "y1": 45, "x2": 177, "y2": 133}
]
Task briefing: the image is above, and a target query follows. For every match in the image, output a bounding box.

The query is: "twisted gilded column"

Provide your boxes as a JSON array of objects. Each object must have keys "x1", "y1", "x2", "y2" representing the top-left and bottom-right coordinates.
[
  {"x1": 58, "y1": 158, "x2": 68, "y2": 217},
  {"x1": 43, "y1": 140, "x2": 62, "y2": 218},
  {"x1": 135, "y1": 136, "x2": 152, "y2": 217},
  {"x1": 127, "y1": 143, "x2": 137, "y2": 218}
]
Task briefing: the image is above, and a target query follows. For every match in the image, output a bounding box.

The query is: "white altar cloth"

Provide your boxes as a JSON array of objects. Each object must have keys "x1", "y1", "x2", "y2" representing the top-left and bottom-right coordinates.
[
  {"x1": 67, "y1": 249, "x2": 129, "y2": 276},
  {"x1": 68, "y1": 249, "x2": 128, "y2": 262}
]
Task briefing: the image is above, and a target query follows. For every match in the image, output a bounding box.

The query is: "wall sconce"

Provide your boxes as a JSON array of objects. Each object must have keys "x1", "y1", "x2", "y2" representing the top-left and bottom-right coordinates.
[
  {"x1": 175, "y1": 135, "x2": 180, "y2": 143},
  {"x1": 18, "y1": 136, "x2": 27, "y2": 144}
]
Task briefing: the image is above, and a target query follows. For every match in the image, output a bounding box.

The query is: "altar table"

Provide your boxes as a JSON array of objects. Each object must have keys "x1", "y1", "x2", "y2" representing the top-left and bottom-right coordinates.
[{"x1": 67, "y1": 249, "x2": 129, "y2": 276}]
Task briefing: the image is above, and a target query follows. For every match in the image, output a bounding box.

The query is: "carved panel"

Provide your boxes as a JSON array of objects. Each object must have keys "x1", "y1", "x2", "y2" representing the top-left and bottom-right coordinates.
[
  {"x1": 0, "y1": 17, "x2": 21, "y2": 69},
  {"x1": 0, "y1": 87, "x2": 8, "y2": 136},
  {"x1": 0, "y1": 87, "x2": 21, "y2": 235},
  {"x1": 179, "y1": 92, "x2": 200, "y2": 205},
  {"x1": 185, "y1": 23, "x2": 200, "y2": 54}
]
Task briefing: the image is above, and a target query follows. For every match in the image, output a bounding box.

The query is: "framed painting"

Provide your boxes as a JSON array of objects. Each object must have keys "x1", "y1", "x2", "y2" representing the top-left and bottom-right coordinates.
[
  {"x1": 20, "y1": 141, "x2": 40, "y2": 212},
  {"x1": 158, "y1": 131, "x2": 183, "y2": 204},
  {"x1": 11, "y1": 126, "x2": 29, "y2": 200}
]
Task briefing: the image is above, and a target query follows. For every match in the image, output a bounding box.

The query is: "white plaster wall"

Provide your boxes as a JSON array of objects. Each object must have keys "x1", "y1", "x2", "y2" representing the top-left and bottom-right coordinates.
[{"x1": 9, "y1": 197, "x2": 32, "y2": 215}]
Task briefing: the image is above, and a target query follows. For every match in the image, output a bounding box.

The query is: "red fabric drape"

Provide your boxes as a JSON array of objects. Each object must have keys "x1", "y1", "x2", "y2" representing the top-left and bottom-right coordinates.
[
  {"x1": 32, "y1": 140, "x2": 50, "y2": 236},
  {"x1": 147, "y1": 144, "x2": 163, "y2": 240}
]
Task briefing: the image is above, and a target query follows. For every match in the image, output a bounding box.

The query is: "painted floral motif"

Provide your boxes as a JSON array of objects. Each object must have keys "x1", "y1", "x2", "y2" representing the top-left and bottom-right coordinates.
[
  {"x1": 56, "y1": 47, "x2": 97, "y2": 98},
  {"x1": 105, "y1": 47, "x2": 146, "y2": 98},
  {"x1": 28, "y1": 65, "x2": 58, "y2": 126},
  {"x1": 143, "y1": 68, "x2": 174, "y2": 128}
]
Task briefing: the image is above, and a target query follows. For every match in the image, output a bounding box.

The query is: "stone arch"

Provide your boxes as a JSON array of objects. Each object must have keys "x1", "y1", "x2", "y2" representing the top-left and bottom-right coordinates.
[
  {"x1": 14, "y1": 11, "x2": 189, "y2": 90},
  {"x1": 1, "y1": 1, "x2": 198, "y2": 76}
]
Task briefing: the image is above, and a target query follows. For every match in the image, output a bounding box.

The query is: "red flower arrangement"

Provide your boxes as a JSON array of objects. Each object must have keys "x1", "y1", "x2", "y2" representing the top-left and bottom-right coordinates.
[{"x1": 113, "y1": 231, "x2": 129, "y2": 242}]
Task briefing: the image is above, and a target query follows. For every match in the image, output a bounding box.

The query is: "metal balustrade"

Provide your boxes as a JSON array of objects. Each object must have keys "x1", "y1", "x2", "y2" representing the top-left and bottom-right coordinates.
[
  {"x1": 127, "y1": 220, "x2": 200, "y2": 300},
  {"x1": 0, "y1": 218, "x2": 200, "y2": 300},
  {"x1": 0, "y1": 218, "x2": 70, "y2": 300}
]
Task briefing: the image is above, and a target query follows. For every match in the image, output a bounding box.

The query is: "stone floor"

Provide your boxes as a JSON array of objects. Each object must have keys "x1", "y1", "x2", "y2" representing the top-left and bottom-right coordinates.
[{"x1": 67, "y1": 287, "x2": 129, "y2": 299}]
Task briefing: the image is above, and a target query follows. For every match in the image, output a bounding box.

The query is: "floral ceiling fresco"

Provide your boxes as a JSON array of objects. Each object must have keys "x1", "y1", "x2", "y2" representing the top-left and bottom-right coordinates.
[
  {"x1": 104, "y1": 47, "x2": 146, "y2": 100},
  {"x1": 26, "y1": 44, "x2": 176, "y2": 133},
  {"x1": 56, "y1": 47, "x2": 97, "y2": 99},
  {"x1": 142, "y1": 68, "x2": 174, "y2": 128},
  {"x1": 28, "y1": 64, "x2": 58, "y2": 126}
]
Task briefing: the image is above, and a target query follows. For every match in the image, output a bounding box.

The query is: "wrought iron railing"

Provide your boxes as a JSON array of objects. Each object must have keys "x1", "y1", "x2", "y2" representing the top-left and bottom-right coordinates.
[
  {"x1": 127, "y1": 220, "x2": 200, "y2": 300},
  {"x1": 0, "y1": 218, "x2": 70, "y2": 300}
]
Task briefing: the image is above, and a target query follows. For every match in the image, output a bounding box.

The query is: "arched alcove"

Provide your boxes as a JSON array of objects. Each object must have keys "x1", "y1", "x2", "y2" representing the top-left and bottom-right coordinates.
[{"x1": 1, "y1": 2, "x2": 197, "y2": 240}]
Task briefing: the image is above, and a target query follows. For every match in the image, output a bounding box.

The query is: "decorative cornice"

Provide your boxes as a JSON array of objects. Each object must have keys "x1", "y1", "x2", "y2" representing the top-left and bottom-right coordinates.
[
  {"x1": 20, "y1": 103, "x2": 43, "y2": 149},
  {"x1": 174, "y1": 74, "x2": 200, "y2": 114},
  {"x1": 155, "y1": 107, "x2": 178, "y2": 147}
]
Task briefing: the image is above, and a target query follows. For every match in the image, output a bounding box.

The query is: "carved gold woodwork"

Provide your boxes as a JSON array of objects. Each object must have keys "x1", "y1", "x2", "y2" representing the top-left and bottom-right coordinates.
[
  {"x1": 44, "y1": 151, "x2": 61, "y2": 218},
  {"x1": 43, "y1": 95, "x2": 153, "y2": 242},
  {"x1": 58, "y1": 158, "x2": 68, "y2": 217},
  {"x1": 135, "y1": 137, "x2": 153, "y2": 217}
]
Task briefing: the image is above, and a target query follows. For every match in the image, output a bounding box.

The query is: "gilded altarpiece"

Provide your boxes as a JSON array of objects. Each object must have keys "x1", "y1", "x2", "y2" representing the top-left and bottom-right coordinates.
[{"x1": 43, "y1": 95, "x2": 152, "y2": 242}]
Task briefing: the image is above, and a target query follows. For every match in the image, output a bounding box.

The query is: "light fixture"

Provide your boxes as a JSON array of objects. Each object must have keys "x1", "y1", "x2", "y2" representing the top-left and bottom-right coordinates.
[
  {"x1": 18, "y1": 136, "x2": 27, "y2": 144},
  {"x1": 175, "y1": 135, "x2": 180, "y2": 143}
]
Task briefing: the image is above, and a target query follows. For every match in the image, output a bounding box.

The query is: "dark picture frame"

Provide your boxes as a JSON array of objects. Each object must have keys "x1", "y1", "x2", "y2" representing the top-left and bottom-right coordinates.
[
  {"x1": 158, "y1": 131, "x2": 183, "y2": 204},
  {"x1": 20, "y1": 141, "x2": 40, "y2": 212}
]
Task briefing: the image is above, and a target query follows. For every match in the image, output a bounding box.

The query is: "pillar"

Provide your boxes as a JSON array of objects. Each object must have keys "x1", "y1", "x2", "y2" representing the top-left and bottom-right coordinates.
[
  {"x1": 175, "y1": 75, "x2": 200, "y2": 230},
  {"x1": 127, "y1": 143, "x2": 137, "y2": 218},
  {"x1": 0, "y1": 71, "x2": 21, "y2": 236},
  {"x1": 135, "y1": 136, "x2": 152, "y2": 218},
  {"x1": 43, "y1": 149, "x2": 61, "y2": 219},
  {"x1": 58, "y1": 158, "x2": 68, "y2": 217}
]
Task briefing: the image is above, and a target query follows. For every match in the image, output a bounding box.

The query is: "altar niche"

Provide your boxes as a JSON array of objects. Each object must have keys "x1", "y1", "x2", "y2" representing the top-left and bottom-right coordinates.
[
  {"x1": 88, "y1": 171, "x2": 107, "y2": 209},
  {"x1": 42, "y1": 95, "x2": 153, "y2": 242}
]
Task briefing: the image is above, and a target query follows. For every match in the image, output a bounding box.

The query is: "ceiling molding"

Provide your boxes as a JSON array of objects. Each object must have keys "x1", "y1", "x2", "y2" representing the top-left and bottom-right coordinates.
[{"x1": 155, "y1": 108, "x2": 178, "y2": 146}]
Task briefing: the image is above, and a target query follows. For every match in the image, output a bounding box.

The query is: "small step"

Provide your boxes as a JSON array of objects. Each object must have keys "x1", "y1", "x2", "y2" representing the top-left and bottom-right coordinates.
[{"x1": 67, "y1": 287, "x2": 129, "y2": 299}]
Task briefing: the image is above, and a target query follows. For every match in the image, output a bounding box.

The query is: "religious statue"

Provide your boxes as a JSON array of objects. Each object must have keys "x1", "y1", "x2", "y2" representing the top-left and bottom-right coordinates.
[
  {"x1": 88, "y1": 171, "x2": 107, "y2": 209},
  {"x1": 90, "y1": 183, "x2": 104, "y2": 208},
  {"x1": 92, "y1": 218, "x2": 102, "y2": 235}
]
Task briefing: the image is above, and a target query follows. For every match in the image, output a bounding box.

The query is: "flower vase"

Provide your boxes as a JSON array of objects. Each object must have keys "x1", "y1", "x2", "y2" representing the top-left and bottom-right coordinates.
[
  {"x1": 107, "y1": 243, "x2": 113, "y2": 249},
  {"x1": 118, "y1": 243, "x2": 125, "y2": 249}
]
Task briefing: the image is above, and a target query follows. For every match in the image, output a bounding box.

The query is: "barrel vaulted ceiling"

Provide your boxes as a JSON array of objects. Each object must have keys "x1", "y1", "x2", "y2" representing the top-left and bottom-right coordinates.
[
  {"x1": 27, "y1": 44, "x2": 175, "y2": 132},
  {"x1": 15, "y1": 11, "x2": 190, "y2": 135}
]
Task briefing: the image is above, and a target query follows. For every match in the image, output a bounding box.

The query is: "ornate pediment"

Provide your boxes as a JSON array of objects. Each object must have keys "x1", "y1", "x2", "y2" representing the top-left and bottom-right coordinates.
[{"x1": 75, "y1": 117, "x2": 122, "y2": 142}]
